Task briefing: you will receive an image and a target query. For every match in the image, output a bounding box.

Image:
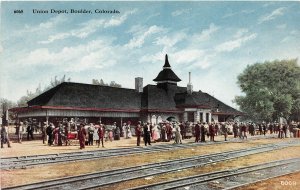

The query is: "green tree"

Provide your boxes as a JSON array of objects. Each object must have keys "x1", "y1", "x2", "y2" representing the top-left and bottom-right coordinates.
[
  {"x1": 18, "y1": 75, "x2": 71, "y2": 106},
  {"x1": 1, "y1": 98, "x2": 17, "y2": 123},
  {"x1": 92, "y1": 79, "x2": 121, "y2": 88},
  {"x1": 235, "y1": 59, "x2": 300, "y2": 122}
]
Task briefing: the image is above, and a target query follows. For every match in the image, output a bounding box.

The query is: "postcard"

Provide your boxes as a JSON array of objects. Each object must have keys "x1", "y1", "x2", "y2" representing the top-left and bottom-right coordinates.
[{"x1": 0, "y1": 1, "x2": 299, "y2": 190}]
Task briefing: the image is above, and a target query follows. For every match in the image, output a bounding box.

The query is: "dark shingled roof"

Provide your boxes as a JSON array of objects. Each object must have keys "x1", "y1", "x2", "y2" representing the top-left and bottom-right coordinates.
[
  {"x1": 27, "y1": 82, "x2": 241, "y2": 115},
  {"x1": 174, "y1": 91, "x2": 242, "y2": 114},
  {"x1": 28, "y1": 82, "x2": 141, "y2": 110},
  {"x1": 153, "y1": 54, "x2": 181, "y2": 82},
  {"x1": 142, "y1": 85, "x2": 186, "y2": 110}
]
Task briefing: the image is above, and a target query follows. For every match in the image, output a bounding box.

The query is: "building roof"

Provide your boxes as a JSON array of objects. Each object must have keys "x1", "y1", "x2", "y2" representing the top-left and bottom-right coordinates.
[
  {"x1": 28, "y1": 82, "x2": 141, "y2": 110},
  {"x1": 153, "y1": 54, "x2": 181, "y2": 82},
  {"x1": 22, "y1": 54, "x2": 242, "y2": 116}
]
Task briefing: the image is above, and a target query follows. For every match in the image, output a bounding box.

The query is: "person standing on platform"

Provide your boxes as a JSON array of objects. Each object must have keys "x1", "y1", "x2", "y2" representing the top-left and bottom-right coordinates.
[
  {"x1": 78, "y1": 124, "x2": 87, "y2": 149},
  {"x1": 97, "y1": 124, "x2": 105, "y2": 148},
  {"x1": 262, "y1": 123, "x2": 267, "y2": 136},
  {"x1": 258, "y1": 124, "x2": 263, "y2": 135},
  {"x1": 143, "y1": 123, "x2": 151, "y2": 146},
  {"x1": 209, "y1": 123, "x2": 215, "y2": 142},
  {"x1": 233, "y1": 122, "x2": 238, "y2": 138},
  {"x1": 18, "y1": 122, "x2": 24, "y2": 143},
  {"x1": 1, "y1": 125, "x2": 11, "y2": 148},
  {"x1": 241, "y1": 122, "x2": 247, "y2": 139},
  {"x1": 179, "y1": 122, "x2": 186, "y2": 140},
  {"x1": 46, "y1": 123, "x2": 54, "y2": 146},
  {"x1": 26, "y1": 121, "x2": 34, "y2": 140},
  {"x1": 160, "y1": 123, "x2": 166, "y2": 142},
  {"x1": 57, "y1": 123, "x2": 63, "y2": 146},
  {"x1": 114, "y1": 124, "x2": 121, "y2": 140},
  {"x1": 194, "y1": 122, "x2": 201, "y2": 142},
  {"x1": 127, "y1": 121, "x2": 132, "y2": 138},
  {"x1": 88, "y1": 124, "x2": 95, "y2": 145},
  {"x1": 135, "y1": 121, "x2": 142, "y2": 146},
  {"x1": 174, "y1": 123, "x2": 182, "y2": 144},
  {"x1": 41, "y1": 122, "x2": 47, "y2": 144},
  {"x1": 200, "y1": 123, "x2": 206, "y2": 142},
  {"x1": 166, "y1": 122, "x2": 172, "y2": 142},
  {"x1": 223, "y1": 123, "x2": 229, "y2": 141}
]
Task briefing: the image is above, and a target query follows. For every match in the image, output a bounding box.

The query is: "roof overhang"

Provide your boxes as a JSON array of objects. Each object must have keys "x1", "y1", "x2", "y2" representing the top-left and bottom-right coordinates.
[
  {"x1": 10, "y1": 106, "x2": 141, "y2": 113},
  {"x1": 212, "y1": 111, "x2": 244, "y2": 116}
]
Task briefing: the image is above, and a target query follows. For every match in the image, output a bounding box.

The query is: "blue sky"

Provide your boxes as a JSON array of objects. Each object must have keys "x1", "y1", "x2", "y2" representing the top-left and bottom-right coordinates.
[{"x1": 0, "y1": 1, "x2": 299, "y2": 108}]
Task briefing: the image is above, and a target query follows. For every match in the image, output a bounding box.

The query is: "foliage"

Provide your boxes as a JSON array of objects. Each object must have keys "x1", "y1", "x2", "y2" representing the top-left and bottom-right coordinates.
[
  {"x1": 235, "y1": 59, "x2": 300, "y2": 122},
  {"x1": 17, "y1": 75, "x2": 71, "y2": 107},
  {"x1": 0, "y1": 98, "x2": 17, "y2": 123},
  {"x1": 92, "y1": 79, "x2": 122, "y2": 88}
]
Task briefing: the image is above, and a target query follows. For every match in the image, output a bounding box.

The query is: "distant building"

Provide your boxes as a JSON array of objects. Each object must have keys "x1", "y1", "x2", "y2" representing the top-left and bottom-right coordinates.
[{"x1": 10, "y1": 55, "x2": 242, "y2": 126}]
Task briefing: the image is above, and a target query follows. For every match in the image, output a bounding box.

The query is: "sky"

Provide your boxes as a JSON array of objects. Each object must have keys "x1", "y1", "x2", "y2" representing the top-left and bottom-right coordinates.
[{"x1": 0, "y1": 1, "x2": 299, "y2": 108}]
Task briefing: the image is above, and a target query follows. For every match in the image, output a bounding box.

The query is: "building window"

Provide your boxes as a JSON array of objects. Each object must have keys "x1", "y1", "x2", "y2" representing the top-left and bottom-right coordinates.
[
  {"x1": 200, "y1": 112, "x2": 203, "y2": 122},
  {"x1": 206, "y1": 113, "x2": 209, "y2": 123}
]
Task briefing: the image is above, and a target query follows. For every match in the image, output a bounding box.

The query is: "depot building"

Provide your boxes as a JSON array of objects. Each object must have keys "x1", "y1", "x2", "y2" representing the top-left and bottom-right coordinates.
[{"x1": 10, "y1": 55, "x2": 243, "y2": 126}]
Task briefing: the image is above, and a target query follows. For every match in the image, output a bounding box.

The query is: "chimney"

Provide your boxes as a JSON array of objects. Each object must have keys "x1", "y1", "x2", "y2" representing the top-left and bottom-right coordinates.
[
  {"x1": 187, "y1": 72, "x2": 193, "y2": 94},
  {"x1": 135, "y1": 77, "x2": 143, "y2": 93}
]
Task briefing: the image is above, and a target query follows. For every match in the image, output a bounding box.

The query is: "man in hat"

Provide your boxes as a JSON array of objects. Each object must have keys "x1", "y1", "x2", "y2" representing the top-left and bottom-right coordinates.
[
  {"x1": 200, "y1": 123, "x2": 206, "y2": 142},
  {"x1": 233, "y1": 122, "x2": 238, "y2": 138},
  {"x1": 88, "y1": 123, "x2": 95, "y2": 145},
  {"x1": 1, "y1": 125, "x2": 11, "y2": 148},
  {"x1": 26, "y1": 120, "x2": 34, "y2": 140},
  {"x1": 46, "y1": 123, "x2": 54, "y2": 146},
  {"x1": 42, "y1": 122, "x2": 48, "y2": 144},
  {"x1": 97, "y1": 124, "x2": 105, "y2": 148},
  {"x1": 194, "y1": 122, "x2": 201, "y2": 142},
  {"x1": 143, "y1": 122, "x2": 151, "y2": 146},
  {"x1": 78, "y1": 124, "x2": 87, "y2": 149},
  {"x1": 165, "y1": 122, "x2": 172, "y2": 142},
  {"x1": 208, "y1": 123, "x2": 215, "y2": 142},
  {"x1": 135, "y1": 121, "x2": 142, "y2": 146}
]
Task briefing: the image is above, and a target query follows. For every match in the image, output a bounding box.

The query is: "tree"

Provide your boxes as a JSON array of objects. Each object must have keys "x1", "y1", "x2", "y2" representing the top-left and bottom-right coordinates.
[
  {"x1": 234, "y1": 59, "x2": 300, "y2": 122},
  {"x1": 1, "y1": 98, "x2": 17, "y2": 124},
  {"x1": 92, "y1": 79, "x2": 122, "y2": 88},
  {"x1": 17, "y1": 75, "x2": 71, "y2": 107}
]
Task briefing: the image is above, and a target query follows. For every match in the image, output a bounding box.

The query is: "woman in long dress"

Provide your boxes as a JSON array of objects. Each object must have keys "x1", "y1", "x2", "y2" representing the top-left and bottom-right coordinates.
[{"x1": 151, "y1": 124, "x2": 160, "y2": 141}]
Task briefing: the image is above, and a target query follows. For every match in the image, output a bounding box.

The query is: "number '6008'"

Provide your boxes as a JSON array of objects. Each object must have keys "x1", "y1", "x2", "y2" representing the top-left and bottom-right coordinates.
[{"x1": 14, "y1": 10, "x2": 23, "y2": 14}]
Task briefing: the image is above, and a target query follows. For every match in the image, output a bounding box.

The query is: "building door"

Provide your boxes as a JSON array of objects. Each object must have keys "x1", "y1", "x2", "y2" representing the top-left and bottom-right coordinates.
[
  {"x1": 206, "y1": 113, "x2": 209, "y2": 123},
  {"x1": 187, "y1": 112, "x2": 194, "y2": 122},
  {"x1": 200, "y1": 112, "x2": 203, "y2": 122}
]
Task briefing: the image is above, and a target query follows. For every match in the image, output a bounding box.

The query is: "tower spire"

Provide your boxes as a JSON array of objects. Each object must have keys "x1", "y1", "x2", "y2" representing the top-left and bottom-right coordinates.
[{"x1": 163, "y1": 54, "x2": 171, "y2": 68}]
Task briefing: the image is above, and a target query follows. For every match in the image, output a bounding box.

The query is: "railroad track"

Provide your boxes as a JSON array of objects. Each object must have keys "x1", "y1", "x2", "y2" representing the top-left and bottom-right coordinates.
[
  {"x1": 128, "y1": 158, "x2": 300, "y2": 190},
  {"x1": 0, "y1": 134, "x2": 281, "y2": 170},
  {"x1": 2, "y1": 140, "x2": 298, "y2": 190},
  {"x1": 0, "y1": 141, "x2": 221, "y2": 170}
]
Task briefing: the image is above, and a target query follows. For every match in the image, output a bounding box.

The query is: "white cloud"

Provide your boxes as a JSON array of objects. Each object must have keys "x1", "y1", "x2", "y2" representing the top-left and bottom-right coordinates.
[
  {"x1": 104, "y1": 9, "x2": 137, "y2": 28},
  {"x1": 194, "y1": 23, "x2": 219, "y2": 42},
  {"x1": 19, "y1": 38, "x2": 120, "y2": 72},
  {"x1": 172, "y1": 49, "x2": 206, "y2": 66},
  {"x1": 171, "y1": 9, "x2": 191, "y2": 17},
  {"x1": 125, "y1": 25, "x2": 167, "y2": 49},
  {"x1": 155, "y1": 31, "x2": 187, "y2": 47},
  {"x1": 281, "y1": 30, "x2": 299, "y2": 43},
  {"x1": 276, "y1": 24, "x2": 287, "y2": 29},
  {"x1": 17, "y1": 15, "x2": 67, "y2": 36},
  {"x1": 215, "y1": 33, "x2": 257, "y2": 52},
  {"x1": 0, "y1": 44, "x2": 3, "y2": 54},
  {"x1": 258, "y1": 7, "x2": 286, "y2": 24},
  {"x1": 223, "y1": 10, "x2": 254, "y2": 19},
  {"x1": 234, "y1": 28, "x2": 249, "y2": 38}
]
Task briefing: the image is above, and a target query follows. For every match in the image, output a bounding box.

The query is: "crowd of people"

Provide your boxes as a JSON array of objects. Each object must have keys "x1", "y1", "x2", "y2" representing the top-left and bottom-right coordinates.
[{"x1": 1, "y1": 119, "x2": 300, "y2": 149}]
